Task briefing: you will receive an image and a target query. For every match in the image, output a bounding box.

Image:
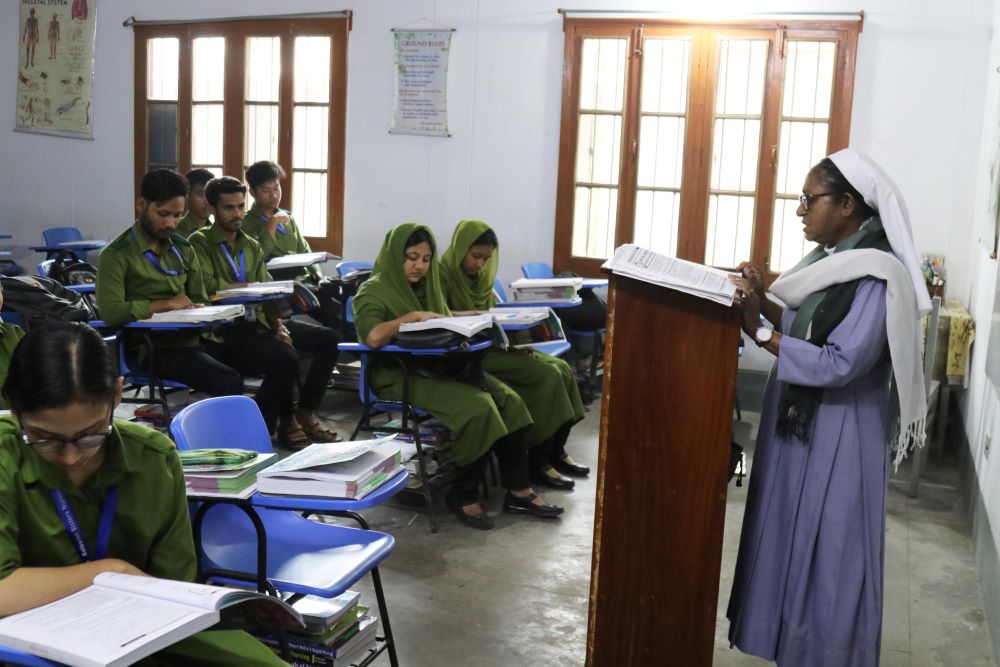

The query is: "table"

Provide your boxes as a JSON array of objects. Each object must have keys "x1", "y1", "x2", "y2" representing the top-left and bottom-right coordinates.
[
  {"x1": 29, "y1": 241, "x2": 107, "y2": 254},
  {"x1": 494, "y1": 296, "x2": 582, "y2": 309}
]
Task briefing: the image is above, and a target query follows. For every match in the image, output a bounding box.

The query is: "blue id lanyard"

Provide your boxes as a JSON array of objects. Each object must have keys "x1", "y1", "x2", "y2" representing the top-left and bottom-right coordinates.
[
  {"x1": 131, "y1": 229, "x2": 187, "y2": 276},
  {"x1": 219, "y1": 244, "x2": 247, "y2": 282},
  {"x1": 50, "y1": 486, "x2": 118, "y2": 563},
  {"x1": 260, "y1": 212, "x2": 288, "y2": 235}
]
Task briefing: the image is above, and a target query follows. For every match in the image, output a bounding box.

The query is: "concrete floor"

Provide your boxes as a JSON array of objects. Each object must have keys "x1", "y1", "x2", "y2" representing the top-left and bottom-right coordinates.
[{"x1": 143, "y1": 379, "x2": 995, "y2": 666}]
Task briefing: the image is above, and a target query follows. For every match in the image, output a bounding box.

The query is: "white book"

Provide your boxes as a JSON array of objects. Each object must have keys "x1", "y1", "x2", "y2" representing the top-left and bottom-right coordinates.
[
  {"x1": 265, "y1": 252, "x2": 336, "y2": 270},
  {"x1": 602, "y1": 243, "x2": 738, "y2": 306},
  {"x1": 0, "y1": 572, "x2": 303, "y2": 667},
  {"x1": 397, "y1": 314, "x2": 494, "y2": 337},
  {"x1": 143, "y1": 304, "x2": 245, "y2": 323},
  {"x1": 257, "y1": 443, "x2": 403, "y2": 499},
  {"x1": 261, "y1": 436, "x2": 397, "y2": 475},
  {"x1": 215, "y1": 281, "x2": 295, "y2": 297},
  {"x1": 509, "y1": 277, "x2": 583, "y2": 289},
  {"x1": 487, "y1": 307, "x2": 550, "y2": 326}
]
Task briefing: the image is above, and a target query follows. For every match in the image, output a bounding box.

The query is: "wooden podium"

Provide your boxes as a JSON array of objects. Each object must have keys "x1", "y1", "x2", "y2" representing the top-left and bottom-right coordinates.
[{"x1": 586, "y1": 272, "x2": 741, "y2": 666}]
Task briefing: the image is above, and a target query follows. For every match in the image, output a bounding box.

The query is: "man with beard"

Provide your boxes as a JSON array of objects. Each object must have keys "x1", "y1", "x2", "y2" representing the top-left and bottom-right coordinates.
[{"x1": 96, "y1": 168, "x2": 246, "y2": 398}]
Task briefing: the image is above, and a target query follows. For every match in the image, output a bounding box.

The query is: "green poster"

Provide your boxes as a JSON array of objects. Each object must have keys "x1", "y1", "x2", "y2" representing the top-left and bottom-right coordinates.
[{"x1": 16, "y1": 0, "x2": 96, "y2": 139}]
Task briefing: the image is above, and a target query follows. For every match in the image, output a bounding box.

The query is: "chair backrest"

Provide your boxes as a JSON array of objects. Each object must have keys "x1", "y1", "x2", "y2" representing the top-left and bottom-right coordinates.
[
  {"x1": 493, "y1": 278, "x2": 508, "y2": 304},
  {"x1": 42, "y1": 227, "x2": 83, "y2": 246},
  {"x1": 345, "y1": 295, "x2": 355, "y2": 324},
  {"x1": 521, "y1": 262, "x2": 554, "y2": 279},
  {"x1": 337, "y1": 260, "x2": 374, "y2": 277},
  {"x1": 37, "y1": 259, "x2": 54, "y2": 278},
  {"x1": 170, "y1": 395, "x2": 274, "y2": 453}
]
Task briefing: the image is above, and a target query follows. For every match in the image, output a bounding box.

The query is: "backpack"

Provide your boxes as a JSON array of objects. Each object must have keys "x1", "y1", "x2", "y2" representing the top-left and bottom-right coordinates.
[
  {"x1": 48, "y1": 251, "x2": 98, "y2": 287},
  {"x1": 0, "y1": 276, "x2": 94, "y2": 330}
]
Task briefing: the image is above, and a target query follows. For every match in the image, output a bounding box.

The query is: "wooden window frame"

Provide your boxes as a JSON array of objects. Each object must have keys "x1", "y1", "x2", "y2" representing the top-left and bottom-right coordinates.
[
  {"x1": 133, "y1": 17, "x2": 349, "y2": 254},
  {"x1": 553, "y1": 18, "x2": 860, "y2": 277}
]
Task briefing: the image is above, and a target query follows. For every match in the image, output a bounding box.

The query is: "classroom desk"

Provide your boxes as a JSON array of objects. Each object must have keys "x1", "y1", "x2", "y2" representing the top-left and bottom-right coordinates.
[
  {"x1": 494, "y1": 296, "x2": 582, "y2": 309},
  {"x1": 212, "y1": 292, "x2": 289, "y2": 306},
  {"x1": 28, "y1": 241, "x2": 107, "y2": 254},
  {"x1": 66, "y1": 283, "x2": 95, "y2": 294},
  {"x1": 338, "y1": 339, "x2": 494, "y2": 355},
  {"x1": 580, "y1": 278, "x2": 609, "y2": 290}
]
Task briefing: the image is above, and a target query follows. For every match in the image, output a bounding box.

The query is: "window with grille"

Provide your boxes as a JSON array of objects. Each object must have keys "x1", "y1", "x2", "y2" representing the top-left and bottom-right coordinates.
[
  {"x1": 554, "y1": 19, "x2": 860, "y2": 278},
  {"x1": 133, "y1": 17, "x2": 348, "y2": 253}
]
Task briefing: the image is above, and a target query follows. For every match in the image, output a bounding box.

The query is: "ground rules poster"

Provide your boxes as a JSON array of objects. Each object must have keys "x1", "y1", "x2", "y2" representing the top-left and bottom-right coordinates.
[
  {"x1": 390, "y1": 30, "x2": 452, "y2": 137},
  {"x1": 16, "y1": 0, "x2": 96, "y2": 139}
]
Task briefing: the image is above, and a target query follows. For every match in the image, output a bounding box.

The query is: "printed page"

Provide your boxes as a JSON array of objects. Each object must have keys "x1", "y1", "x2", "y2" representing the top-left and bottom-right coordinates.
[
  {"x1": 95, "y1": 572, "x2": 242, "y2": 610},
  {"x1": 398, "y1": 314, "x2": 494, "y2": 336},
  {"x1": 603, "y1": 244, "x2": 737, "y2": 306},
  {"x1": 265, "y1": 252, "x2": 330, "y2": 269},
  {"x1": 488, "y1": 308, "x2": 550, "y2": 326},
  {"x1": 0, "y1": 584, "x2": 216, "y2": 667},
  {"x1": 216, "y1": 281, "x2": 294, "y2": 297},
  {"x1": 509, "y1": 277, "x2": 583, "y2": 289},
  {"x1": 145, "y1": 304, "x2": 245, "y2": 322}
]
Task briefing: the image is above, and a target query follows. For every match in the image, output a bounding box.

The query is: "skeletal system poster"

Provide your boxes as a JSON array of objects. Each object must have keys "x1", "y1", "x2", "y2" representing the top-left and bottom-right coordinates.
[{"x1": 16, "y1": 0, "x2": 96, "y2": 139}]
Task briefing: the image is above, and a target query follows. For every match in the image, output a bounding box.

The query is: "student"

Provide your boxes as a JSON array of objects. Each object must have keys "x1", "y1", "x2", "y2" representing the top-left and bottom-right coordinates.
[
  {"x1": 0, "y1": 321, "x2": 288, "y2": 665},
  {"x1": 353, "y1": 223, "x2": 563, "y2": 529},
  {"x1": 189, "y1": 176, "x2": 340, "y2": 447},
  {"x1": 241, "y1": 161, "x2": 341, "y2": 329},
  {"x1": 440, "y1": 219, "x2": 589, "y2": 486},
  {"x1": 178, "y1": 168, "x2": 215, "y2": 237},
  {"x1": 0, "y1": 283, "x2": 24, "y2": 410},
  {"x1": 96, "y1": 168, "x2": 246, "y2": 398}
]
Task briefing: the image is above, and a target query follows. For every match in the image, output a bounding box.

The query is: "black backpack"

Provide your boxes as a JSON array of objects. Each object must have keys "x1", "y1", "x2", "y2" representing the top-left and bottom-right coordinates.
[
  {"x1": 0, "y1": 276, "x2": 94, "y2": 330},
  {"x1": 48, "y1": 251, "x2": 98, "y2": 287}
]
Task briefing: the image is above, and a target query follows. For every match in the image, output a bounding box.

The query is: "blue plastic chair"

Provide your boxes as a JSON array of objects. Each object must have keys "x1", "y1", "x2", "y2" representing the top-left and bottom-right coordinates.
[
  {"x1": 36, "y1": 259, "x2": 54, "y2": 278},
  {"x1": 0, "y1": 646, "x2": 64, "y2": 666},
  {"x1": 42, "y1": 227, "x2": 88, "y2": 262},
  {"x1": 170, "y1": 395, "x2": 400, "y2": 667},
  {"x1": 520, "y1": 262, "x2": 605, "y2": 402},
  {"x1": 336, "y1": 260, "x2": 374, "y2": 277}
]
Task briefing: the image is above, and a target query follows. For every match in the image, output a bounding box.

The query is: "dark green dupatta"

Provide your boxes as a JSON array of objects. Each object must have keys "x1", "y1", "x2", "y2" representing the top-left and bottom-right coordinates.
[
  {"x1": 440, "y1": 219, "x2": 498, "y2": 311},
  {"x1": 776, "y1": 217, "x2": 893, "y2": 442}
]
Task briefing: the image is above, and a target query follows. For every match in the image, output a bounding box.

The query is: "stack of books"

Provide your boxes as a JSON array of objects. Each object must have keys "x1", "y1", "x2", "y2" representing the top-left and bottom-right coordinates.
[
  {"x1": 256, "y1": 591, "x2": 379, "y2": 666},
  {"x1": 490, "y1": 307, "x2": 568, "y2": 349},
  {"x1": 180, "y1": 449, "x2": 278, "y2": 499},
  {"x1": 372, "y1": 418, "x2": 449, "y2": 445},
  {"x1": 330, "y1": 360, "x2": 361, "y2": 390},
  {"x1": 256, "y1": 436, "x2": 403, "y2": 500},
  {"x1": 509, "y1": 277, "x2": 582, "y2": 303}
]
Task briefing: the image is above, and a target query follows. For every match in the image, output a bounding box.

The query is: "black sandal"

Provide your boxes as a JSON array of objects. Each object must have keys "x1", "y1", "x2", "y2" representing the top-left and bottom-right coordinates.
[{"x1": 502, "y1": 492, "x2": 564, "y2": 518}]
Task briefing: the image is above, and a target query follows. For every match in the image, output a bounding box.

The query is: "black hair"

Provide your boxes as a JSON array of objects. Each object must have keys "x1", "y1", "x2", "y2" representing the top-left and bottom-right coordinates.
[
  {"x1": 245, "y1": 161, "x2": 285, "y2": 190},
  {"x1": 404, "y1": 228, "x2": 434, "y2": 256},
  {"x1": 3, "y1": 322, "x2": 118, "y2": 414},
  {"x1": 185, "y1": 168, "x2": 216, "y2": 190},
  {"x1": 471, "y1": 229, "x2": 498, "y2": 248},
  {"x1": 204, "y1": 176, "x2": 247, "y2": 207},
  {"x1": 140, "y1": 169, "x2": 189, "y2": 203},
  {"x1": 812, "y1": 158, "x2": 877, "y2": 221}
]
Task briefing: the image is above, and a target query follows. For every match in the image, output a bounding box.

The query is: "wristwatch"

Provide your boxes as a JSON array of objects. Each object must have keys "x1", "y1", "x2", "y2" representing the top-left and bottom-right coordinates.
[{"x1": 752, "y1": 326, "x2": 773, "y2": 347}]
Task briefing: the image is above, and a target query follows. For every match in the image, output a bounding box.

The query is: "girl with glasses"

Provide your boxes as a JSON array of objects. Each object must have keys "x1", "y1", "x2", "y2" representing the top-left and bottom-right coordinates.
[{"x1": 0, "y1": 322, "x2": 287, "y2": 665}]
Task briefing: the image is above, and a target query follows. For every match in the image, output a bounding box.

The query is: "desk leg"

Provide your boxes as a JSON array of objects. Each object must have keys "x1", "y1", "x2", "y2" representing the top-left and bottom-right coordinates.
[{"x1": 933, "y1": 385, "x2": 951, "y2": 455}]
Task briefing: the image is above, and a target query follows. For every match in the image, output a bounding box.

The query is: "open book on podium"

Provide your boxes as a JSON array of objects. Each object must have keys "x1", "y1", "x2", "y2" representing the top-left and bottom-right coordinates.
[
  {"x1": 141, "y1": 304, "x2": 245, "y2": 324},
  {"x1": 601, "y1": 244, "x2": 737, "y2": 306},
  {"x1": 0, "y1": 572, "x2": 304, "y2": 667},
  {"x1": 265, "y1": 252, "x2": 339, "y2": 271}
]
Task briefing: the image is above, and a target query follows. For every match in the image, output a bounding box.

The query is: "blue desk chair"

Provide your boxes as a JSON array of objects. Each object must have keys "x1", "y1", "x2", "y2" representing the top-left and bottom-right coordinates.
[
  {"x1": 170, "y1": 396, "x2": 400, "y2": 667},
  {"x1": 520, "y1": 263, "x2": 605, "y2": 401},
  {"x1": 493, "y1": 278, "x2": 571, "y2": 358},
  {"x1": 36, "y1": 259, "x2": 54, "y2": 278},
  {"x1": 0, "y1": 646, "x2": 64, "y2": 666},
  {"x1": 336, "y1": 260, "x2": 374, "y2": 277},
  {"x1": 41, "y1": 227, "x2": 88, "y2": 262}
]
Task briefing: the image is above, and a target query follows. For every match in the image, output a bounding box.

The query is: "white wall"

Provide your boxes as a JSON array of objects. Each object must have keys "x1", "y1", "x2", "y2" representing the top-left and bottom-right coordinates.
[{"x1": 0, "y1": 0, "x2": 991, "y2": 296}]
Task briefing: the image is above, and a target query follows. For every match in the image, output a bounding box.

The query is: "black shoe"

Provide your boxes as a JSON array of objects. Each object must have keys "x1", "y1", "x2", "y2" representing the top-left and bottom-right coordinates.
[
  {"x1": 552, "y1": 454, "x2": 590, "y2": 478},
  {"x1": 502, "y1": 492, "x2": 564, "y2": 518},
  {"x1": 530, "y1": 466, "x2": 575, "y2": 490},
  {"x1": 445, "y1": 495, "x2": 494, "y2": 530}
]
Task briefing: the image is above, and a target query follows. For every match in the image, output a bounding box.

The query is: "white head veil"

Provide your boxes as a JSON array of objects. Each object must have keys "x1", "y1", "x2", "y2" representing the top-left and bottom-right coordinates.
[{"x1": 828, "y1": 148, "x2": 932, "y2": 316}]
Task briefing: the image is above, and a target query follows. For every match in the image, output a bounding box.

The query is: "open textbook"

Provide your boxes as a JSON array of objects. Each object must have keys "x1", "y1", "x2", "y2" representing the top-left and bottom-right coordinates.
[
  {"x1": 215, "y1": 281, "x2": 295, "y2": 298},
  {"x1": 0, "y1": 572, "x2": 304, "y2": 667},
  {"x1": 398, "y1": 314, "x2": 495, "y2": 337},
  {"x1": 602, "y1": 244, "x2": 737, "y2": 306},
  {"x1": 265, "y1": 252, "x2": 339, "y2": 271},
  {"x1": 257, "y1": 437, "x2": 403, "y2": 499},
  {"x1": 143, "y1": 304, "x2": 246, "y2": 324}
]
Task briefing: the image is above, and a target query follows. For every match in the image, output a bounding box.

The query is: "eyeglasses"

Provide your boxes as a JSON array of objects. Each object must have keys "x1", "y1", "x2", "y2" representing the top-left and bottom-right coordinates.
[
  {"x1": 798, "y1": 192, "x2": 842, "y2": 210},
  {"x1": 21, "y1": 409, "x2": 115, "y2": 455}
]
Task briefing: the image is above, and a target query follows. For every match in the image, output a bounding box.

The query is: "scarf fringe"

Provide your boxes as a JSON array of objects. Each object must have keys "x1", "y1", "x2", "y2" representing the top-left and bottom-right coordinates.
[{"x1": 892, "y1": 418, "x2": 927, "y2": 472}]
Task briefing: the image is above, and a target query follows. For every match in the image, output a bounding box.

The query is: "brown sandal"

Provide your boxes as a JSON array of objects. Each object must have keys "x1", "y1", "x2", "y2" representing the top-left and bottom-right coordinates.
[
  {"x1": 278, "y1": 426, "x2": 312, "y2": 451},
  {"x1": 301, "y1": 421, "x2": 343, "y2": 443}
]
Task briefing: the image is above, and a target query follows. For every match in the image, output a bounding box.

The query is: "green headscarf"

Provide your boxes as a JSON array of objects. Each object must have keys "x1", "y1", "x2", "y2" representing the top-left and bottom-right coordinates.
[
  {"x1": 440, "y1": 219, "x2": 498, "y2": 311},
  {"x1": 353, "y1": 222, "x2": 451, "y2": 322}
]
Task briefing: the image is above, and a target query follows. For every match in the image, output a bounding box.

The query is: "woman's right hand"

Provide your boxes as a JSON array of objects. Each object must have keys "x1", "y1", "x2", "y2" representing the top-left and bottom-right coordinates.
[
  {"x1": 405, "y1": 311, "x2": 444, "y2": 323},
  {"x1": 737, "y1": 262, "x2": 766, "y2": 298}
]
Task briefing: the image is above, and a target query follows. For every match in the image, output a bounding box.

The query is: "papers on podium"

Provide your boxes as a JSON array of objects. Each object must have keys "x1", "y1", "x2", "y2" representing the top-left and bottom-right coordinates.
[
  {"x1": 265, "y1": 252, "x2": 337, "y2": 271},
  {"x1": 257, "y1": 436, "x2": 403, "y2": 499},
  {"x1": 0, "y1": 572, "x2": 304, "y2": 667},
  {"x1": 602, "y1": 244, "x2": 737, "y2": 306},
  {"x1": 143, "y1": 304, "x2": 245, "y2": 323},
  {"x1": 215, "y1": 281, "x2": 295, "y2": 298}
]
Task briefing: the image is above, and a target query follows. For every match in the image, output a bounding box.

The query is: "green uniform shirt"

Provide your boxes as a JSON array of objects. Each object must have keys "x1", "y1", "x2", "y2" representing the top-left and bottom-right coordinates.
[
  {"x1": 96, "y1": 222, "x2": 210, "y2": 347},
  {"x1": 189, "y1": 225, "x2": 274, "y2": 328},
  {"x1": 0, "y1": 417, "x2": 289, "y2": 666},
  {"x1": 177, "y1": 212, "x2": 211, "y2": 238},
  {"x1": 242, "y1": 204, "x2": 321, "y2": 282},
  {"x1": 0, "y1": 325, "x2": 24, "y2": 411}
]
